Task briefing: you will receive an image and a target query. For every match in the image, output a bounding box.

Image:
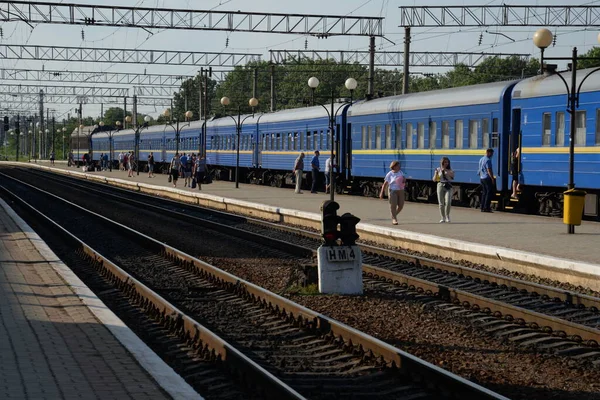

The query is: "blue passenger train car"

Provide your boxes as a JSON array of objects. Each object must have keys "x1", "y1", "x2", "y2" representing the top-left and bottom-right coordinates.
[
  {"x1": 511, "y1": 68, "x2": 600, "y2": 217},
  {"x1": 346, "y1": 81, "x2": 517, "y2": 206}
]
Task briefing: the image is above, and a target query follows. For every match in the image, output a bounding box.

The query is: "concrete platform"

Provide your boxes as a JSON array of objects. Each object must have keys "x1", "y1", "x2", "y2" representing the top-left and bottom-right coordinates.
[
  {"x1": 0, "y1": 196, "x2": 202, "y2": 400},
  {"x1": 23, "y1": 161, "x2": 600, "y2": 263}
]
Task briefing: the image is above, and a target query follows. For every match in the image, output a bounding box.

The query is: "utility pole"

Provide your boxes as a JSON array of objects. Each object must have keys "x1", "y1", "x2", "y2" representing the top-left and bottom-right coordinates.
[
  {"x1": 367, "y1": 36, "x2": 375, "y2": 99},
  {"x1": 132, "y1": 95, "x2": 138, "y2": 128},
  {"x1": 402, "y1": 27, "x2": 411, "y2": 94},
  {"x1": 123, "y1": 97, "x2": 127, "y2": 129},
  {"x1": 38, "y1": 90, "x2": 44, "y2": 159},
  {"x1": 46, "y1": 107, "x2": 50, "y2": 158},
  {"x1": 270, "y1": 63, "x2": 276, "y2": 112},
  {"x1": 253, "y1": 68, "x2": 258, "y2": 99}
]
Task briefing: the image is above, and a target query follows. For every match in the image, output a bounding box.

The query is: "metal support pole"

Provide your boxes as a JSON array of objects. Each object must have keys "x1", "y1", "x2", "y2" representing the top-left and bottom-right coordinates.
[
  {"x1": 175, "y1": 119, "x2": 180, "y2": 154},
  {"x1": 270, "y1": 63, "x2": 276, "y2": 112},
  {"x1": 77, "y1": 102, "x2": 82, "y2": 167},
  {"x1": 46, "y1": 107, "x2": 49, "y2": 158},
  {"x1": 199, "y1": 68, "x2": 203, "y2": 156},
  {"x1": 51, "y1": 117, "x2": 55, "y2": 155},
  {"x1": 133, "y1": 94, "x2": 140, "y2": 175},
  {"x1": 38, "y1": 90, "x2": 44, "y2": 159},
  {"x1": 367, "y1": 36, "x2": 375, "y2": 99},
  {"x1": 540, "y1": 47, "x2": 545, "y2": 74},
  {"x1": 203, "y1": 68, "x2": 211, "y2": 158},
  {"x1": 330, "y1": 90, "x2": 335, "y2": 202},
  {"x1": 15, "y1": 115, "x2": 20, "y2": 162},
  {"x1": 568, "y1": 47, "x2": 578, "y2": 234},
  {"x1": 123, "y1": 97, "x2": 127, "y2": 129},
  {"x1": 236, "y1": 106, "x2": 241, "y2": 189},
  {"x1": 253, "y1": 68, "x2": 258, "y2": 99},
  {"x1": 402, "y1": 27, "x2": 411, "y2": 94},
  {"x1": 109, "y1": 133, "x2": 113, "y2": 172}
]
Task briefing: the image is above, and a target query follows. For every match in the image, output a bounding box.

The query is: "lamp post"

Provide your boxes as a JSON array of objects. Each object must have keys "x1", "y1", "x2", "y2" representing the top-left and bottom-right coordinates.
[
  {"x1": 163, "y1": 109, "x2": 193, "y2": 157},
  {"x1": 27, "y1": 130, "x2": 32, "y2": 162},
  {"x1": 307, "y1": 77, "x2": 357, "y2": 201},
  {"x1": 77, "y1": 123, "x2": 83, "y2": 167},
  {"x1": 534, "y1": 28, "x2": 600, "y2": 234},
  {"x1": 62, "y1": 127, "x2": 67, "y2": 160},
  {"x1": 126, "y1": 115, "x2": 152, "y2": 175},
  {"x1": 105, "y1": 120, "x2": 122, "y2": 172},
  {"x1": 220, "y1": 96, "x2": 259, "y2": 189},
  {"x1": 35, "y1": 122, "x2": 40, "y2": 163},
  {"x1": 44, "y1": 129, "x2": 49, "y2": 160}
]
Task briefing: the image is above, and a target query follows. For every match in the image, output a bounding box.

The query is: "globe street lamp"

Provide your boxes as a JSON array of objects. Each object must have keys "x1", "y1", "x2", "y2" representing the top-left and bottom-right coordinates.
[
  {"x1": 533, "y1": 28, "x2": 600, "y2": 234},
  {"x1": 126, "y1": 115, "x2": 152, "y2": 175},
  {"x1": 307, "y1": 76, "x2": 357, "y2": 201},
  {"x1": 220, "y1": 96, "x2": 259, "y2": 189},
  {"x1": 163, "y1": 109, "x2": 193, "y2": 157}
]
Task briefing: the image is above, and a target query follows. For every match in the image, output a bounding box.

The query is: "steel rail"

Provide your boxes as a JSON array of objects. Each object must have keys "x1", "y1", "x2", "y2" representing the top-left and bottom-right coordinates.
[
  {"x1": 0, "y1": 182, "x2": 305, "y2": 400},
  {"x1": 0, "y1": 170, "x2": 507, "y2": 400}
]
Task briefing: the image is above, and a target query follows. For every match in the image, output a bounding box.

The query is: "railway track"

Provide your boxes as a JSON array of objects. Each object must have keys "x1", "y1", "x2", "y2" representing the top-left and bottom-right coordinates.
[
  {"x1": 13, "y1": 167, "x2": 600, "y2": 363},
  {"x1": 0, "y1": 171, "x2": 505, "y2": 399}
]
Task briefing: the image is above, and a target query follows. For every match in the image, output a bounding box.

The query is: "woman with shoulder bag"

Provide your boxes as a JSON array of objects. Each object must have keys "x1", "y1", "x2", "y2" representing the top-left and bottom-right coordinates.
[
  {"x1": 170, "y1": 153, "x2": 181, "y2": 187},
  {"x1": 433, "y1": 157, "x2": 455, "y2": 223}
]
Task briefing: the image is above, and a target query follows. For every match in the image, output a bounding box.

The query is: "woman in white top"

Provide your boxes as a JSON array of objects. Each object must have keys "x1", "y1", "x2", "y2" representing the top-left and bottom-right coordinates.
[
  {"x1": 379, "y1": 160, "x2": 406, "y2": 225},
  {"x1": 432, "y1": 157, "x2": 455, "y2": 223}
]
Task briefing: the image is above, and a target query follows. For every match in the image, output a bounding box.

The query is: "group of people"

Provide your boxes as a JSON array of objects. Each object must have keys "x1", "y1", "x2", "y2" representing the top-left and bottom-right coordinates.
[
  {"x1": 168, "y1": 152, "x2": 206, "y2": 189},
  {"x1": 293, "y1": 150, "x2": 337, "y2": 195},
  {"x1": 378, "y1": 148, "x2": 523, "y2": 225},
  {"x1": 117, "y1": 152, "x2": 136, "y2": 177}
]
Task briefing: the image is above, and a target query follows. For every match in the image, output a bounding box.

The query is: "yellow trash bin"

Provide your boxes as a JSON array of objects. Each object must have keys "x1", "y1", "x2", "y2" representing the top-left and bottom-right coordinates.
[{"x1": 563, "y1": 189, "x2": 587, "y2": 226}]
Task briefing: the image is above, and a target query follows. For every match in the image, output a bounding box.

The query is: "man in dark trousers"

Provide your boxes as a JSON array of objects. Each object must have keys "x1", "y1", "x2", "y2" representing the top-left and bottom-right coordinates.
[
  {"x1": 478, "y1": 148, "x2": 495, "y2": 212},
  {"x1": 310, "y1": 150, "x2": 320, "y2": 194}
]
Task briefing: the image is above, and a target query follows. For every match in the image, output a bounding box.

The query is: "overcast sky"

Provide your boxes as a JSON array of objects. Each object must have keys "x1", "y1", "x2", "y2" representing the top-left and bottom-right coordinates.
[{"x1": 2, "y1": 0, "x2": 599, "y2": 121}]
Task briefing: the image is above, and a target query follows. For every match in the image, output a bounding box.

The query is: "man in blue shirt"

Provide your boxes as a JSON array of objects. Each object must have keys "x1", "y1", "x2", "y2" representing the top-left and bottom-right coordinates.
[
  {"x1": 478, "y1": 148, "x2": 495, "y2": 212},
  {"x1": 310, "y1": 150, "x2": 320, "y2": 194}
]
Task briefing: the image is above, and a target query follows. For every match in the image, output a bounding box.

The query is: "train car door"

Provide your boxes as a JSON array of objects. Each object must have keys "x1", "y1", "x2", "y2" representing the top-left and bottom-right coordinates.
[{"x1": 257, "y1": 133, "x2": 263, "y2": 167}]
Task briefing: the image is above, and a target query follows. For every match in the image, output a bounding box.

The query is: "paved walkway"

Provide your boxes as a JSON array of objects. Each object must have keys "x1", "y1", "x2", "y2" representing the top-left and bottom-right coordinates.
[
  {"x1": 13, "y1": 161, "x2": 600, "y2": 265},
  {"x1": 0, "y1": 197, "x2": 202, "y2": 400}
]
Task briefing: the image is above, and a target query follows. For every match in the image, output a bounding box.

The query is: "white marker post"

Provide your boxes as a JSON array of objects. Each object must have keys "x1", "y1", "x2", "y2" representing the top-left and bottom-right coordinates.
[{"x1": 318, "y1": 201, "x2": 363, "y2": 295}]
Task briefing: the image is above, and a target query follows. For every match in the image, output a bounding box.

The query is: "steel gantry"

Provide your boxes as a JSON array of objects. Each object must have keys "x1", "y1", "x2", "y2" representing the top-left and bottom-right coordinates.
[
  {"x1": 0, "y1": 68, "x2": 192, "y2": 86},
  {"x1": 0, "y1": 44, "x2": 262, "y2": 67},
  {"x1": 0, "y1": 94, "x2": 172, "y2": 107},
  {"x1": 0, "y1": 1, "x2": 383, "y2": 37},
  {"x1": 270, "y1": 50, "x2": 530, "y2": 67},
  {"x1": 399, "y1": 5, "x2": 600, "y2": 27},
  {"x1": 0, "y1": 84, "x2": 129, "y2": 97},
  {"x1": 133, "y1": 86, "x2": 178, "y2": 98}
]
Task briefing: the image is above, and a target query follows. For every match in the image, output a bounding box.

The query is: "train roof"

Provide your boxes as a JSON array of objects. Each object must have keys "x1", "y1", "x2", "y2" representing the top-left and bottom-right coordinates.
[
  {"x1": 257, "y1": 104, "x2": 344, "y2": 124},
  {"x1": 512, "y1": 67, "x2": 600, "y2": 99},
  {"x1": 348, "y1": 80, "x2": 518, "y2": 117}
]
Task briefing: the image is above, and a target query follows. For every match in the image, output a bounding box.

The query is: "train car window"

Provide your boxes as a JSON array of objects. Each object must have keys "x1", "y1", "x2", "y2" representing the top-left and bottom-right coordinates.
[
  {"x1": 319, "y1": 131, "x2": 324, "y2": 149},
  {"x1": 482, "y1": 118, "x2": 490, "y2": 149},
  {"x1": 468, "y1": 120, "x2": 478, "y2": 149},
  {"x1": 542, "y1": 113, "x2": 551, "y2": 146},
  {"x1": 492, "y1": 118, "x2": 499, "y2": 147},
  {"x1": 429, "y1": 121, "x2": 437, "y2": 149},
  {"x1": 555, "y1": 112, "x2": 565, "y2": 146},
  {"x1": 271, "y1": 134, "x2": 276, "y2": 150},
  {"x1": 361, "y1": 126, "x2": 367, "y2": 149},
  {"x1": 596, "y1": 109, "x2": 600, "y2": 145},
  {"x1": 575, "y1": 111, "x2": 586, "y2": 145},
  {"x1": 375, "y1": 126, "x2": 382, "y2": 149},
  {"x1": 406, "y1": 123, "x2": 413, "y2": 149},
  {"x1": 417, "y1": 122, "x2": 425, "y2": 149},
  {"x1": 314, "y1": 131, "x2": 319, "y2": 150},
  {"x1": 455, "y1": 120, "x2": 464, "y2": 149},
  {"x1": 367, "y1": 126, "x2": 373, "y2": 149},
  {"x1": 395, "y1": 124, "x2": 402, "y2": 149},
  {"x1": 441, "y1": 121, "x2": 450, "y2": 148},
  {"x1": 306, "y1": 132, "x2": 312, "y2": 150},
  {"x1": 300, "y1": 132, "x2": 304, "y2": 150},
  {"x1": 385, "y1": 125, "x2": 392, "y2": 149}
]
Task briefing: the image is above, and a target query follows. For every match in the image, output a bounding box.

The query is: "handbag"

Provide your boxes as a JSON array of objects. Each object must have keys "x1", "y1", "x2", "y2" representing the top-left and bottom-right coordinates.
[
  {"x1": 191, "y1": 178, "x2": 197, "y2": 189},
  {"x1": 443, "y1": 182, "x2": 452, "y2": 190},
  {"x1": 168, "y1": 174, "x2": 172, "y2": 183}
]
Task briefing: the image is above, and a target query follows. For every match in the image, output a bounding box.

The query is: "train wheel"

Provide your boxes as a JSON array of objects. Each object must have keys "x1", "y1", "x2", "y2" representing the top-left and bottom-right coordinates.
[{"x1": 362, "y1": 185, "x2": 371, "y2": 197}]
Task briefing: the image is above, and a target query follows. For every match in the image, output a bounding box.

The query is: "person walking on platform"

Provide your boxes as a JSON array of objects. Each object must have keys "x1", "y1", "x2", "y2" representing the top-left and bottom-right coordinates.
[
  {"x1": 195, "y1": 155, "x2": 206, "y2": 190},
  {"x1": 310, "y1": 150, "x2": 320, "y2": 194},
  {"x1": 170, "y1": 153, "x2": 181, "y2": 188},
  {"x1": 147, "y1": 152, "x2": 155, "y2": 178},
  {"x1": 479, "y1": 148, "x2": 495, "y2": 212},
  {"x1": 50, "y1": 151, "x2": 55, "y2": 165},
  {"x1": 103, "y1": 152, "x2": 109, "y2": 171},
  {"x1": 325, "y1": 154, "x2": 336, "y2": 194},
  {"x1": 380, "y1": 161, "x2": 406, "y2": 225},
  {"x1": 68, "y1": 151, "x2": 74, "y2": 167},
  {"x1": 433, "y1": 157, "x2": 455, "y2": 223},
  {"x1": 293, "y1": 152, "x2": 305, "y2": 194},
  {"x1": 118, "y1": 152, "x2": 124, "y2": 170}
]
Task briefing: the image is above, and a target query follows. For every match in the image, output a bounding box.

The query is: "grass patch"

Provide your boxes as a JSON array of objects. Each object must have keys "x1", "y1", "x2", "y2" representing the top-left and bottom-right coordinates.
[{"x1": 284, "y1": 283, "x2": 320, "y2": 296}]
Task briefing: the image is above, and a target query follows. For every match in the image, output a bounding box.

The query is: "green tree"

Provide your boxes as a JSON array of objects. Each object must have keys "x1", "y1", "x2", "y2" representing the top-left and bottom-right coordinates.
[
  {"x1": 172, "y1": 73, "x2": 219, "y2": 120},
  {"x1": 102, "y1": 107, "x2": 131, "y2": 127},
  {"x1": 577, "y1": 47, "x2": 600, "y2": 69}
]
